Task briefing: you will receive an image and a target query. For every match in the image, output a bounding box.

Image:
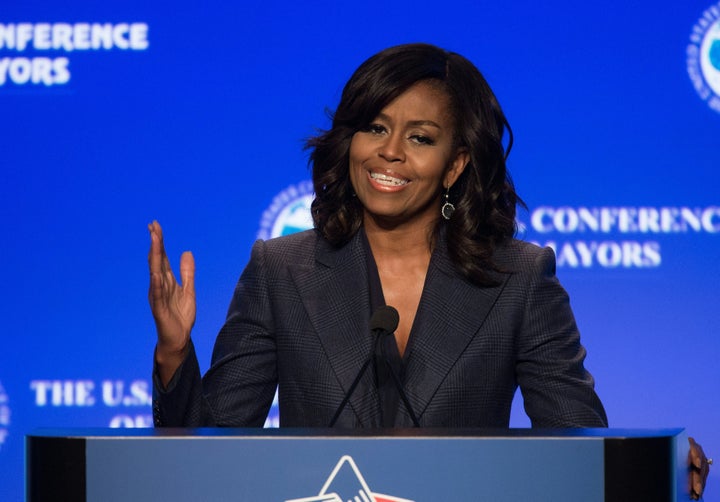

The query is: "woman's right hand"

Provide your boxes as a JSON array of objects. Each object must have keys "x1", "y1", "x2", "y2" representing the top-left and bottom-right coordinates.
[{"x1": 148, "y1": 220, "x2": 196, "y2": 387}]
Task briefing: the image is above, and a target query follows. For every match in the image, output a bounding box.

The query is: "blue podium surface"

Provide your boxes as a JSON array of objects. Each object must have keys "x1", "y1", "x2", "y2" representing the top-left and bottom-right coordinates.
[{"x1": 26, "y1": 428, "x2": 692, "y2": 501}]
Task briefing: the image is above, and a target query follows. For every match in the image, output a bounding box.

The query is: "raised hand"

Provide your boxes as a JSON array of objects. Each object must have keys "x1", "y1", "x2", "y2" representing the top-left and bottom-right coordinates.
[{"x1": 148, "y1": 220, "x2": 196, "y2": 386}]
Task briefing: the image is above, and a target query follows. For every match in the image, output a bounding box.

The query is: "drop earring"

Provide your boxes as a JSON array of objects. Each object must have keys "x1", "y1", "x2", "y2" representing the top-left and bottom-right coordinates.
[{"x1": 441, "y1": 186, "x2": 455, "y2": 220}]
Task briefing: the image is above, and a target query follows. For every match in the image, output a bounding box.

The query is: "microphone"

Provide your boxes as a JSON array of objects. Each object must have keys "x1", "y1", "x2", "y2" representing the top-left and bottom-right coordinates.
[
  {"x1": 328, "y1": 306, "x2": 399, "y2": 427},
  {"x1": 373, "y1": 308, "x2": 420, "y2": 427},
  {"x1": 370, "y1": 305, "x2": 399, "y2": 334}
]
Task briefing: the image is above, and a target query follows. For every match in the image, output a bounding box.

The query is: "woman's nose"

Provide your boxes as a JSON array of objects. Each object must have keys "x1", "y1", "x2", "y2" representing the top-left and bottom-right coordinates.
[{"x1": 378, "y1": 132, "x2": 405, "y2": 162}]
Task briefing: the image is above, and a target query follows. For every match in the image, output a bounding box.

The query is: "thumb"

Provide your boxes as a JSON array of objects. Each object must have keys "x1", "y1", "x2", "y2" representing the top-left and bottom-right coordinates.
[{"x1": 179, "y1": 251, "x2": 195, "y2": 292}]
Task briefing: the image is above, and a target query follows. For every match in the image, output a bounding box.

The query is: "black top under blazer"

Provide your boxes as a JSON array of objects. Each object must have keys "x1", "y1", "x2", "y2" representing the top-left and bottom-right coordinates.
[{"x1": 153, "y1": 228, "x2": 608, "y2": 429}]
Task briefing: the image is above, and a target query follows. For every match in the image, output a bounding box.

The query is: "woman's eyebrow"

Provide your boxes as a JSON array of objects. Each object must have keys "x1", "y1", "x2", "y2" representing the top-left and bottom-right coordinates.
[{"x1": 375, "y1": 112, "x2": 442, "y2": 129}]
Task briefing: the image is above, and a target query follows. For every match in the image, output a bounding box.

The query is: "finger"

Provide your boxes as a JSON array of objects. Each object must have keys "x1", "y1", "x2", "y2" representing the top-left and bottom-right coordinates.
[
  {"x1": 148, "y1": 221, "x2": 176, "y2": 308},
  {"x1": 152, "y1": 221, "x2": 175, "y2": 277},
  {"x1": 148, "y1": 220, "x2": 165, "y2": 275},
  {"x1": 148, "y1": 253, "x2": 167, "y2": 309},
  {"x1": 148, "y1": 221, "x2": 178, "y2": 286},
  {"x1": 148, "y1": 221, "x2": 155, "y2": 265},
  {"x1": 692, "y1": 472, "x2": 707, "y2": 499},
  {"x1": 179, "y1": 251, "x2": 195, "y2": 293},
  {"x1": 688, "y1": 437, "x2": 705, "y2": 469},
  {"x1": 148, "y1": 222, "x2": 162, "y2": 302}
]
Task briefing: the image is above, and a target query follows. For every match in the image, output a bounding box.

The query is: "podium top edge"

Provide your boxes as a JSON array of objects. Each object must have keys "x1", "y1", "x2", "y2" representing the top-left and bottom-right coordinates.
[{"x1": 25, "y1": 427, "x2": 686, "y2": 440}]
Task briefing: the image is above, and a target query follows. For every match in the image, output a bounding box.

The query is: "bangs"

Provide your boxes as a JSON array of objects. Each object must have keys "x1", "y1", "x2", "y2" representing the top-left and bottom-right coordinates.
[{"x1": 333, "y1": 44, "x2": 450, "y2": 130}]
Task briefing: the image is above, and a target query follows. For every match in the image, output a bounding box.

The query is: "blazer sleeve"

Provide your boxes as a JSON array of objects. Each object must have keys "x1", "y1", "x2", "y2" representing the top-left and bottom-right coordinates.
[
  {"x1": 152, "y1": 340, "x2": 212, "y2": 426},
  {"x1": 152, "y1": 239, "x2": 278, "y2": 427},
  {"x1": 515, "y1": 246, "x2": 608, "y2": 428}
]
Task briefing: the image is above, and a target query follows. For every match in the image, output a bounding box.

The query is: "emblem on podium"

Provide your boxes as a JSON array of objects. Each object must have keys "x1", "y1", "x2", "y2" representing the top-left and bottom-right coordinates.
[{"x1": 286, "y1": 455, "x2": 414, "y2": 502}]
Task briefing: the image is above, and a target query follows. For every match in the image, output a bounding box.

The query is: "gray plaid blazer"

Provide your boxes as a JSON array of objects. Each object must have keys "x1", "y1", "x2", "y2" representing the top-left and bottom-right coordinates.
[{"x1": 153, "y1": 229, "x2": 607, "y2": 429}]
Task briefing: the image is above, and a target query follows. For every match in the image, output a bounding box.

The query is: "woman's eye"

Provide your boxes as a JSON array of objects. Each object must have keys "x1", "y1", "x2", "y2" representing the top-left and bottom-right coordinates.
[
  {"x1": 366, "y1": 124, "x2": 386, "y2": 134},
  {"x1": 411, "y1": 134, "x2": 434, "y2": 145}
]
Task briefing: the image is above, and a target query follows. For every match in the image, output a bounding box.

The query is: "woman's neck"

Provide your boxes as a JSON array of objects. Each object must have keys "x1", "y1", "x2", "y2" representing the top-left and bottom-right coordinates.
[{"x1": 363, "y1": 215, "x2": 437, "y2": 261}]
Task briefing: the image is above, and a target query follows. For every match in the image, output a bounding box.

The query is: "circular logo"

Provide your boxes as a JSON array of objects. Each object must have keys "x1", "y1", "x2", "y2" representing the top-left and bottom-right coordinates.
[
  {"x1": 257, "y1": 181, "x2": 315, "y2": 240},
  {"x1": 687, "y1": 2, "x2": 720, "y2": 113},
  {"x1": 0, "y1": 381, "x2": 10, "y2": 451}
]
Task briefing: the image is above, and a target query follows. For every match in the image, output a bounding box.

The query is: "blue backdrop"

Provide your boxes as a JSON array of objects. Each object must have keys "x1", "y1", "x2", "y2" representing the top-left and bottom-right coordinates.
[{"x1": 2, "y1": 0, "x2": 719, "y2": 500}]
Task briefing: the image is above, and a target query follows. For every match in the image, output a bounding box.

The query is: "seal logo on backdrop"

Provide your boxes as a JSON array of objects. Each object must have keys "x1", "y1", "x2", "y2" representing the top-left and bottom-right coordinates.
[
  {"x1": 0, "y1": 381, "x2": 10, "y2": 451},
  {"x1": 257, "y1": 180, "x2": 315, "y2": 240},
  {"x1": 687, "y1": 2, "x2": 720, "y2": 113}
]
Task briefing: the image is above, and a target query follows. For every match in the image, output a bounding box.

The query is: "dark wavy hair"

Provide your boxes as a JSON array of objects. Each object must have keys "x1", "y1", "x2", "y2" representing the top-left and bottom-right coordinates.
[{"x1": 306, "y1": 43, "x2": 523, "y2": 286}]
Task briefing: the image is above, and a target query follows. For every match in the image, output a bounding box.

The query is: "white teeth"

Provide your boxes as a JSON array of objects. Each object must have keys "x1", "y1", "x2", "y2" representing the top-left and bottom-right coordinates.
[{"x1": 370, "y1": 172, "x2": 408, "y2": 186}]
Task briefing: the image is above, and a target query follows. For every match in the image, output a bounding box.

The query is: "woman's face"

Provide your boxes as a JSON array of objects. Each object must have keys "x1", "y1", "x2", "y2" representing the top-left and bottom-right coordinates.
[{"x1": 349, "y1": 81, "x2": 468, "y2": 229}]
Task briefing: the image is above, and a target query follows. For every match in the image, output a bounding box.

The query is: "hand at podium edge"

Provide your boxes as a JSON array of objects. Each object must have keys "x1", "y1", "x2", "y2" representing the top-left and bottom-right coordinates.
[
  {"x1": 689, "y1": 436, "x2": 710, "y2": 500},
  {"x1": 148, "y1": 220, "x2": 196, "y2": 388}
]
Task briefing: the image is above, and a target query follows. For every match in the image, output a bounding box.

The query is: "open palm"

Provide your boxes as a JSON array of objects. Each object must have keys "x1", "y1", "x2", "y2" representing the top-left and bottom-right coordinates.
[{"x1": 148, "y1": 221, "x2": 196, "y2": 384}]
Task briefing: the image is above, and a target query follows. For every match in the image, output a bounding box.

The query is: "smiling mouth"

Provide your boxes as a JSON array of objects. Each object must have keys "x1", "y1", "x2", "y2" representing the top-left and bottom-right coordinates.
[{"x1": 369, "y1": 171, "x2": 409, "y2": 186}]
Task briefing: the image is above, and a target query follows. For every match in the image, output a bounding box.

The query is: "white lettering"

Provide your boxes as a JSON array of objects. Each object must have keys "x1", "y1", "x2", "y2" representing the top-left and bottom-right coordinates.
[
  {"x1": 30, "y1": 380, "x2": 51, "y2": 406},
  {"x1": 554, "y1": 207, "x2": 579, "y2": 233},
  {"x1": 109, "y1": 414, "x2": 153, "y2": 428},
  {"x1": 73, "y1": 23, "x2": 91, "y2": 50},
  {"x1": 74, "y1": 381, "x2": 96, "y2": 406},
  {"x1": 53, "y1": 57, "x2": 70, "y2": 84},
  {"x1": 643, "y1": 241, "x2": 662, "y2": 266},
  {"x1": 30, "y1": 380, "x2": 96, "y2": 406},
  {"x1": 31, "y1": 57, "x2": 53, "y2": 85},
  {"x1": 621, "y1": 241, "x2": 644, "y2": 267},
  {"x1": 661, "y1": 208, "x2": 680, "y2": 232},
  {"x1": 598, "y1": 208, "x2": 617, "y2": 232},
  {"x1": 102, "y1": 380, "x2": 124, "y2": 406},
  {"x1": 702, "y1": 207, "x2": 720, "y2": 232},
  {"x1": 128, "y1": 380, "x2": 152, "y2": 406},
  {"x1": 90, "y1": 23, "x2": 113, "y2": 49},
  {"x1": 578, "y1": 208, "x2": 600, "y2": 232},
  {"x1": 534, "y1": 240, "x2": 662, "y2": 268},
  {"x1": 0, "y1": 24, "x2": 14, "y2": 49},
  {"x1": 52, "y1": 23, "x2": 73, "y2": 51},
  {"x1": 8, "y1": 58, "x2": 32, "y2": 84},
  {"x1": 638, "y1": 207, "x2": 660, "y2": 232},
  {"x1": 113, "y1": 24, "x2": 130, "y2": 49},
  {"x1": 0, "y1": 57, "x2": 71, "y2": 86},
  {"x1": 530, "y1": 206, "x2": 720, "y2": 234},
  {"x1": 531, "y1": 207, "x2": 553, "y2": 233},
  {"x1": 617, "y1": 208, "x2": 638, "y2": 232},
  {"x1": 556, "y1": 242, "x2": 579, "y2": 267},
  {"x1": 129, "y1": 23, "x2": 149, "y2": 50},
  {"x1": 574, "y1": 241, "x2": 596, "y2": 267},
  {"x1": 16, "y1": 23, "x2": 33, "y2": 51},
  {"x1": 0, "y1": 58, "x2": 9, "y2": 85},
  {"x1": 33, "y1": 23, "x2": 51, "y2": 49},
  {"x1": 102, "y1": 379, "x2": 152, "y2": 406},
  {"x1": 596, "y1": 242, "x2": 623, "y2": 267},
  {"x1": 0, "y1": 405, "x2": 9, "y2": 426},
  {"x1": 0, "y1": 22, "x2": 149, "y2": 52}
]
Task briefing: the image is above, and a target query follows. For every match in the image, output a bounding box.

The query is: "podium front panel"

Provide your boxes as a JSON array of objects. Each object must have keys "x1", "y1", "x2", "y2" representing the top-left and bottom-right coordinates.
[{"x1": 26, "y1": 428, "x2": 690, "y2": 502}]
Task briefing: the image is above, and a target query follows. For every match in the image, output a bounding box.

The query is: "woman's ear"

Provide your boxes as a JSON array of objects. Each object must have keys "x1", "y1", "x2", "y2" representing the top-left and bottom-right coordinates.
[{"x1": 444, "y1": 148, "x2": 470, "y2": 188}]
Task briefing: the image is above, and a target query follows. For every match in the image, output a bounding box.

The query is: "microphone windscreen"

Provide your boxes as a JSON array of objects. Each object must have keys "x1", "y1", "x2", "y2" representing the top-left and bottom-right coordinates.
[{"x1": 370, "y1": 305, "x2": 400, "y2": 334}]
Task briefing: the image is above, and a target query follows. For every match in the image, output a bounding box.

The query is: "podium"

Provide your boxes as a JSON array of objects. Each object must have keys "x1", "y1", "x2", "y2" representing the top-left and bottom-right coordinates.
[{"x1": 26, "y1": 428, "x2": 692, "y2": 501}]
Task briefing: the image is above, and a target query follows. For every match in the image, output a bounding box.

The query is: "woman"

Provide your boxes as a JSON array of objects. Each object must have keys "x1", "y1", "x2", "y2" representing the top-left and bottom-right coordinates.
[
  {"x1": 149, "y1": 43, "x2": 709, "y2": 496},
  {"x1": 150, "y1": 41, "x2": 606, "y2": 427}
]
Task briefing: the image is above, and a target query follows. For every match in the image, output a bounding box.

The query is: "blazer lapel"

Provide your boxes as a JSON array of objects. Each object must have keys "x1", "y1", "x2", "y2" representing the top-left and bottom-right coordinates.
[
  {"x1": 400, "y1": 241, "x2": 510, "y2": 424},
  {"x1": 288, "y1": 232, "x2": 381, "y2": 427}
]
